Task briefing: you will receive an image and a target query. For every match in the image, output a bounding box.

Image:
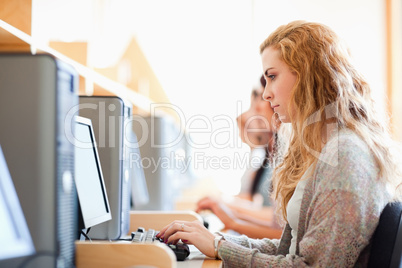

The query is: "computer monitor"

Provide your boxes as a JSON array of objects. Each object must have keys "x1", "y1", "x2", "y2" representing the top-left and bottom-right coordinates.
[
  {"x1": 0, "y1": 145, "x2": 35, "y2": 263},
  {"x1": 78, "y1": 96, "x2": 148, "y2": 240},
  {"x1": 0, "y1": 53, "x2": 78, "y2": 268},
  {"x1": 132, "y1": 115, "x2": 184, "y2": 210},
  {"x1": 74, "y1": 116, "x2": 112, "y2": 233}
]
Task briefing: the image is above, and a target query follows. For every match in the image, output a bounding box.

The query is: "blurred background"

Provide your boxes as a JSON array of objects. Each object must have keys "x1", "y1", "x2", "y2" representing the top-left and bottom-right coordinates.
[{"x1": 2, "y1": 0, "x2": 401, "y2": 197}]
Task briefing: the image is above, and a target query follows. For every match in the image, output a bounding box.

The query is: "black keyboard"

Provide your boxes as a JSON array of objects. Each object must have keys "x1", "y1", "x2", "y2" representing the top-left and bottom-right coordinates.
[{"x1": 131, "y1": 227, "x2": 190, "y2": 261}]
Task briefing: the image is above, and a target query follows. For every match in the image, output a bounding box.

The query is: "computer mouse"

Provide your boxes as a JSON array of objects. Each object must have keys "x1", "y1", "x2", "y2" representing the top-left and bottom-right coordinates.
[{"x1": 167, "y1": 243, "x2": 190, "y2": 261}]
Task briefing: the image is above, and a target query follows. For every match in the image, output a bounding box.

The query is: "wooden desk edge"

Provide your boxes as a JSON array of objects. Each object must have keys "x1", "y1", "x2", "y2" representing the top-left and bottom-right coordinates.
[{"x1": 75, "y1": 241, "x2": 177, "y2": 268}]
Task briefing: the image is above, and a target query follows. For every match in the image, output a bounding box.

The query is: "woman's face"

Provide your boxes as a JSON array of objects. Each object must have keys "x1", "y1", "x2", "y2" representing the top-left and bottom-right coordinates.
[
  {"x1": 261, "y1": 46, "x2": 297, "y2": 123},
  {"x1": 237, "y1": 86, "x2": 275, "y2": 148}
]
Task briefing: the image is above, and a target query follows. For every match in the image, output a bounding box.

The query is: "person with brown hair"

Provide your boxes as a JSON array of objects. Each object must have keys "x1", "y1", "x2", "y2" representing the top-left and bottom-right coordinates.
[
  {"x1": 156, "y1": 21, "x2": 402, "y2": 267},
  {"x1": 195, "y1": 75, "x2": 282, "y2": 239}
]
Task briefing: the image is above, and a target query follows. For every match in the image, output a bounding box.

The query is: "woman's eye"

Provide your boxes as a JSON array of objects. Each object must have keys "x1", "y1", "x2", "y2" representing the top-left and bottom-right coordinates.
[{"x1": 268, "y1": 75, "x2": 275, "y2": 80}]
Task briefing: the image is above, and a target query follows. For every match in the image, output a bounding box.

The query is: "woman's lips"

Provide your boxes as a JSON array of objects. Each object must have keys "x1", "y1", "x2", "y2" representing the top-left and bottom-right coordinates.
[{"x1": 271, "y1": 104, "x2": 279, "y2": 111}]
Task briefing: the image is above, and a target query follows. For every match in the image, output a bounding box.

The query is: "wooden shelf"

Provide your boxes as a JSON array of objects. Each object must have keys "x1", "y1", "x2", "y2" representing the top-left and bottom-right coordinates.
[
  {"x1": 0, "y1": 27, "x2": 30, "y2": 51},
  {"x1": 0, "y1": 0, "x2": 31, "y2": 52},
  {"x1": 0, "y1": 18, "x2": 153, "y2": 113},
  {"x1": 0, "y1": 0, "x2": 180, "y2": 119}
]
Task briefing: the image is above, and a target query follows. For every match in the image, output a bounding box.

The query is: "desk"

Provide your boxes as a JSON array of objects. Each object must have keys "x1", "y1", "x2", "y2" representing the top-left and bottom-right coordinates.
[
  {"x1": 75, "y1": 241, "x2": 222, "y2": 268},
  {"x1": 178, "y1": 246, "x2": 222, "y2": 268},
  {"x1": 75, "y1": 211, "x2": 222, "y2": 268},
  {"x1": 180, "y1": 257, "x2": 222, "y2": 268}
]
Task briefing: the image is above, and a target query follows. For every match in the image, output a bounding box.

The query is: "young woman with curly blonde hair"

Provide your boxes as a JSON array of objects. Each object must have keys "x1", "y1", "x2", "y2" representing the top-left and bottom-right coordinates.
[{"x1": 156, "y1": 20, "x2": 402, "y2": 267}]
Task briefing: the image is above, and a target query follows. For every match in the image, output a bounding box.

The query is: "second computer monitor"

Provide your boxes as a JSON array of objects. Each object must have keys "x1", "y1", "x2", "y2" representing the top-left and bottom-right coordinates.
[
  {"x1": 78, "y1": 96, "x2": 145, "y2": 240},
  {"x1": 74, "y1": 116, "x2": 112, "y2": 233}
]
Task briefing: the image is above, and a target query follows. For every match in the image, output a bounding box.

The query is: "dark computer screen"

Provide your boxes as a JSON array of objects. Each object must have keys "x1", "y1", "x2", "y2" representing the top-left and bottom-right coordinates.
[
  {"x1": 0, "y1": 145, "x2": 35, "y2": 261},
  {"x1": 74, "y1": 116, "x2": 112, "y2": 230}
]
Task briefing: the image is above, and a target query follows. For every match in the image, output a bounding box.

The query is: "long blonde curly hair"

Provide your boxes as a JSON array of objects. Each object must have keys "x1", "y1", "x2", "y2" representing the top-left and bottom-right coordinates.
[{"x1": 260, "y1": 20, "x2": 402, "y2": 222}]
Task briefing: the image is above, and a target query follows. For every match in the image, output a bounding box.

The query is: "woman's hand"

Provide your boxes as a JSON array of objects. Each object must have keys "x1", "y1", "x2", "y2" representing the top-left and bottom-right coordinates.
[
  {"x1": 196, "y1": 196, "x2": 238, "y2": 230},
  {"x1": 156, "y1": 220, "x2": 216, "y2": 258},
  {"x1": 196, "y1": 196, "x2": 220, "y2": 212}
]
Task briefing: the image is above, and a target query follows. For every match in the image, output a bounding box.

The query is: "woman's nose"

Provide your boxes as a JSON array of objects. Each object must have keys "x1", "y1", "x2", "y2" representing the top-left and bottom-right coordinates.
[{"x1": 262, "y1": 86, "x2": 271, "y2": 101}]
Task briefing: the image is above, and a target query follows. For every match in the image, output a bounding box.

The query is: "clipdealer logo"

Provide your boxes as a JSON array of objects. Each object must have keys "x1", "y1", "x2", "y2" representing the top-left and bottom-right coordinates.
[{"x1": 65, "y1": 101, "x2": 274, "y2": 173}]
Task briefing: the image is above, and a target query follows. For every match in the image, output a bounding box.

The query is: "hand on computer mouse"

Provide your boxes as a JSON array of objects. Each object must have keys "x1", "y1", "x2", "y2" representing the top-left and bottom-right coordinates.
[{"x1": 156, "y1": 220, "x2": 218, "y2": 258}]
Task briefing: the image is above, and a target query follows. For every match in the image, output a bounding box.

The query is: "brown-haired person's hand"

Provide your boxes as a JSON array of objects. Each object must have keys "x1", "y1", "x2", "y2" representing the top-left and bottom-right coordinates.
[{"x1": 196, "y1": 196, "x2": 238, "y2": 230}]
